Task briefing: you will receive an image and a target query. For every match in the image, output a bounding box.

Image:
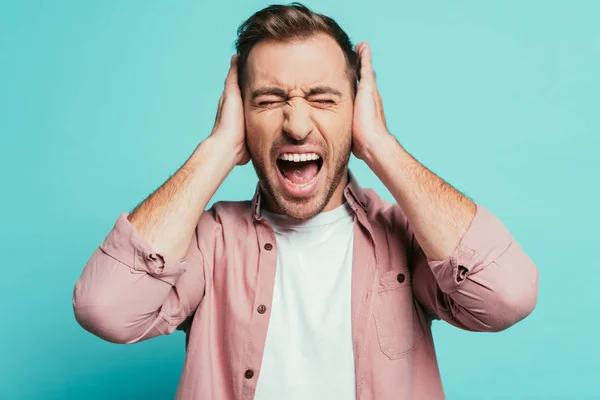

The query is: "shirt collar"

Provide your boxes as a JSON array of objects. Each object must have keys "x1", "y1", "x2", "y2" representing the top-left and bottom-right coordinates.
[{"x1": 250, "y1": 169, "x2": 367, "y2": 221}]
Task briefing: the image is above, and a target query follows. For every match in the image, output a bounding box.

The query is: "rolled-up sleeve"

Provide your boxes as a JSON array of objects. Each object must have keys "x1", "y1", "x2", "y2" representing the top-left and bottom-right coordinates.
[
  {"x1": 72, "y1": 213, "x2": 206, "y2": 344},
  {"x1": 411, "y1": 205, "x2": 539, "y2": 332}
]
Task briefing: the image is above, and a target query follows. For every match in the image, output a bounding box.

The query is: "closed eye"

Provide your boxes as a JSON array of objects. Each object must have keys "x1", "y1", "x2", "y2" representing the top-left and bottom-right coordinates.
[
  {"x1": 310, "y1": 99, "x2": 336, "y2": 106},
  {"x1": 257, "y1": 101, "x2": 284, "y2": 108}
]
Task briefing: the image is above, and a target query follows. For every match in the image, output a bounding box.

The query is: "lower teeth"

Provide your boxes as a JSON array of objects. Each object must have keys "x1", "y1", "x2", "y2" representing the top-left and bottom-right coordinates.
[{"x1": 283, "y1": 175, "x2": 317, "y2": 187}]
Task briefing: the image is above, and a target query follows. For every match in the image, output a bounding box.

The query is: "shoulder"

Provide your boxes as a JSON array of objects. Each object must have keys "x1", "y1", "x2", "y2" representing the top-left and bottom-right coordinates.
[
  {"x1": 198, "y1": 200, "x2": 254, "y2": 229},
  {"x1": 361, "y1": 188, "x2": 409, "y2": 233},
  {"x1": 194, "y1": 200, "x2": 255, "y2": 256}
]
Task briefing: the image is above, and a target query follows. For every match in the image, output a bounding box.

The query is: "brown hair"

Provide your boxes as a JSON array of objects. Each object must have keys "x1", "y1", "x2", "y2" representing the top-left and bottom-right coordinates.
[{"x1": 235, "y1": 2, "x2": 359, "y2": 93}]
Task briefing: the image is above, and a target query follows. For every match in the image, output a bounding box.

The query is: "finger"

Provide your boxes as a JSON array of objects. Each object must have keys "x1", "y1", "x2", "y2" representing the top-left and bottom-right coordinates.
[
  {"x1": 214, "y1": 94, "x2": 225, "y2": 125},
  {"x1": 354, "y1": 42, "x2": 365, "y2": 71},
  {"x1": 224, "y1": 54, "x2": 240, "y2": 93},
  {"x1": 378, "y1": 91, "x2": 387, "y2": 124},
  {"x1": 358, "y1": 42, "x2": 375, "y2": 84}
]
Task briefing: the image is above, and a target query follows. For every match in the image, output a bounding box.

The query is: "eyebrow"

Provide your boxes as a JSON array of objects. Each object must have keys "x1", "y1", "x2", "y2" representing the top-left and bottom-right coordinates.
[
  {"x1": 305, "y1": 86, "x2": 343, "y2": 98},
  {"x1": 250, "y1": 85, "x2": 343, "y2": 102},
  {"x1": 250, "y1": 87, "x2": 288, "y2": 102}
]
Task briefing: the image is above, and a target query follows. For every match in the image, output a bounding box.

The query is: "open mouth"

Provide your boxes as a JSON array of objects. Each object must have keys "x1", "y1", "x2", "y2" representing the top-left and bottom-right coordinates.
[{"x1": 275, "y1": 152, "x2": 324, "y2": 195}]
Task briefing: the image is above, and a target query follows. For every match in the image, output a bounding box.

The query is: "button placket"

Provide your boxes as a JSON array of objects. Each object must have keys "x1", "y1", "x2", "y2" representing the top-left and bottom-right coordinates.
[{"x1": 241, "y1": 225, "x2": 277, "y2": 396}]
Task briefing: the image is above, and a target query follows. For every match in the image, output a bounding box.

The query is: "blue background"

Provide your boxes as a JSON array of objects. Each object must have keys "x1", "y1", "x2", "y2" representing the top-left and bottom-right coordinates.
[{"x1": 1, "y1": 1, "x2": 598, "y2": 399}]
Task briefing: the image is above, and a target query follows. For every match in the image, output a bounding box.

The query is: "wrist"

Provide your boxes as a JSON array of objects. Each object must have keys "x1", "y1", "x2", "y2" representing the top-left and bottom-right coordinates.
[
  {"x1": 188, "y1": 136, "x2": 239, "y2": 174},
  {"x1": 363, "y1": 132, "x2": 403, "y2": 169},
  {"x1": 365, "y1": 133, "x2": 417, "y2": 186}
]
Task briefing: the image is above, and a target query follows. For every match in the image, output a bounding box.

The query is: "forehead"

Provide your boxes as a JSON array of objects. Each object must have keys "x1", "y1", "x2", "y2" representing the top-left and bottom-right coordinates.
[{"x1": 245, "y1": 34, "x2": 350, "y2": 93}]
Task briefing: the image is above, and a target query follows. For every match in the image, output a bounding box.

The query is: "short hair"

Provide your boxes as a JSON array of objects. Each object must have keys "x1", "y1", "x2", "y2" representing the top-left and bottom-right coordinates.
[{"x1": 235, "y1": 2, "x2": 359, "y2": 93}]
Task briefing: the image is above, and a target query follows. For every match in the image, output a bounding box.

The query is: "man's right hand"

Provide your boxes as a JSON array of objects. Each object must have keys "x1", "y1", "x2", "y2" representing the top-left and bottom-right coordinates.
[
  {"x1": 74, "y1": 56, "x2": 254, "y2": 348},
  {"x1": 210, "y1": 55, "x2": 250, "y2": 166},
  {"x1": 126, "y1": 54, "x2": 251, "y2": 260}
]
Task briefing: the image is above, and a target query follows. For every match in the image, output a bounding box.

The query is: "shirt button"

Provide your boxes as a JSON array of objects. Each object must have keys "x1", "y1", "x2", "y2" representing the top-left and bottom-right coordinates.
[
  {"x1": 457, "y1": 265, "x2": 468, "y2": 282},
  {"x1": 257, "y1": 305, "x2": 267, "y2": 314},
  {"x1": 264, "y1": 243, "x2": 273, "y2": 251},
  {"x1": 397, "y1": 273, "x2": 405, "y2": 283},
  {"x1": 244, "y1": 369, "x2": 254, "y2": 379}
]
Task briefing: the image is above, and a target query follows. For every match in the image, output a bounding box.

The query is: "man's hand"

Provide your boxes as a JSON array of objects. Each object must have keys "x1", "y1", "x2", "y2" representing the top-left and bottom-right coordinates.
[
  {"x1": 210, "y1": 54, "x2": 250, "y2": 166},
  {"x1": 351, "y1": 42, "x2": 476, "y2": 261},
  {"x1": 127, "y1": 55, "x2": 251, "y2": 259},
  {"x1": 351, "y1": 42, "x2": 393, "y2": 163}
]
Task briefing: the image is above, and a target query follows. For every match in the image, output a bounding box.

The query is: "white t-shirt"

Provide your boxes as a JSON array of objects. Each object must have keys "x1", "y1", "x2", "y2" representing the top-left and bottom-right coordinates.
[{"x1": 254, "y1": 203, "x2": 356, "y2": 400}]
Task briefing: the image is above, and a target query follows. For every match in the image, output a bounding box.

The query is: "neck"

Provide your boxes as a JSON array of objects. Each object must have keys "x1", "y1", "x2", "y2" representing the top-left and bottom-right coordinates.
[{"x1": 321, "y1": 169, "x2": 349, "y2": 212}]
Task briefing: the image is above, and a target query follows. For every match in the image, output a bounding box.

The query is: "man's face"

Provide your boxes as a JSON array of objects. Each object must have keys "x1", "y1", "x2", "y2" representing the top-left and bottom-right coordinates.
[{"x1": 243, "y1": 34, "x2": 354, "y2": 220}]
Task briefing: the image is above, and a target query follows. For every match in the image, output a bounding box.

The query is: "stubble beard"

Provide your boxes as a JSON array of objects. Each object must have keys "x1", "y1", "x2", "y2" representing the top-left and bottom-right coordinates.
[{"x1": 250, "y1": 136, "x2": 352, "y2": 220}]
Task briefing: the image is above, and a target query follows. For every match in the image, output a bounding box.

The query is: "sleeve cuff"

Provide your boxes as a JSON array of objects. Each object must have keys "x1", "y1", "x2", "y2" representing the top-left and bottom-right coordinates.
[
  {"x1": 98, "y1": 212, "x2": 187, "y2": 286},
  {"x1": 426, "y1": 205, "x2": 513, "y2": 294}
]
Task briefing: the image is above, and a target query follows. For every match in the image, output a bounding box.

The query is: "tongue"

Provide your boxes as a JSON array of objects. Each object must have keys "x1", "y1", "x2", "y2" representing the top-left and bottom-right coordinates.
[{"x1": 279, "y1": 160, "x2": 319, "y2": 185}]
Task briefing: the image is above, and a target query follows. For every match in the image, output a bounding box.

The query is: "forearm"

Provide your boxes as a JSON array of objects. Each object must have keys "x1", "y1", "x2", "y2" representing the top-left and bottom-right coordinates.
[
  {"x1": 73, "y1": 212, "x2": 205, "y2": 344},
  {"x1": 365, "y1": 134, "x2": 538, "y2": 329},
  {"x1": 128, "y1": 136, "x2": 237, "y2": 260},
  {"x1": 364, "y1": 133, "x2": 476, "y2": 261},
  {"x1": 74, "y1": 137, "x2": 230, "y2": 342}
]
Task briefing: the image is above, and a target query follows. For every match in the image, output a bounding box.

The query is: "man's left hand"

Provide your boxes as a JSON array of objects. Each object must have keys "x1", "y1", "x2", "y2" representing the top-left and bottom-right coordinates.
[{"x1": 351, "y1": 42, "x2": 393, "y2": 162}]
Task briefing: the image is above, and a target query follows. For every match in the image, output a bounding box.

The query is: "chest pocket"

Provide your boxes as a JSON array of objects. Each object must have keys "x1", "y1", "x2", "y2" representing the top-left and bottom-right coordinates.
[{"x1": 373, "y1": 269, "x2": 421, "y2": 360}]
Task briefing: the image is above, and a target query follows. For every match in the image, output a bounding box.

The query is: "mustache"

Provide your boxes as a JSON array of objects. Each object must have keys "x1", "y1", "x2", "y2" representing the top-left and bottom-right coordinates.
[{"x1": 270, "y1": 137, "x2": 328, "y2": 154}]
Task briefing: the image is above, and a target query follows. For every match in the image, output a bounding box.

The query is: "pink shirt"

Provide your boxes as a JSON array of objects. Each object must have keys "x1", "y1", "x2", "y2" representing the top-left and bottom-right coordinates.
[{"x1": 73, "y1": 173, "x2": 539, "y2": 399}]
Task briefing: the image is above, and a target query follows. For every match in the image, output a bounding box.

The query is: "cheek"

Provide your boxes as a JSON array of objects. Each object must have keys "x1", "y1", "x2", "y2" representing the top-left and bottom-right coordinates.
[
  {"x1": 315, "y1": 109, "x2": 353, "y2": 149},
  {"x1": 245, "y1": 110, "x2": 282, "y2": 156}
]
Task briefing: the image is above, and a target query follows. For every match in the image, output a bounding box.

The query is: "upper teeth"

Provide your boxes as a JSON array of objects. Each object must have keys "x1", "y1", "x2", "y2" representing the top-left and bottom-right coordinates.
[{"x1": 278, "y1": 153, "x2": 321, "y2": 162}]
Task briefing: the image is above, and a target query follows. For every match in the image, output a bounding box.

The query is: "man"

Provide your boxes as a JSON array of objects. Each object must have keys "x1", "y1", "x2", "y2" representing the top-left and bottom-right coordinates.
[{"x1": 73, "y1": 3, "x2": 539, "y2": 399}]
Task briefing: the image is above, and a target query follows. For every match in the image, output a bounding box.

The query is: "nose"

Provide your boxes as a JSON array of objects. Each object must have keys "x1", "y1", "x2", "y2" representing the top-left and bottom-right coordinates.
[{"x1": 282, "y1": 99, "x2": 314, "y2": 142}]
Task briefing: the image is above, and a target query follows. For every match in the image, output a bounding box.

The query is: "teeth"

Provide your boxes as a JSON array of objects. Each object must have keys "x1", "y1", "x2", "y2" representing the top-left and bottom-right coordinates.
[{"x1": 278, "y1": 153, "x2": 321, "y2": 162}]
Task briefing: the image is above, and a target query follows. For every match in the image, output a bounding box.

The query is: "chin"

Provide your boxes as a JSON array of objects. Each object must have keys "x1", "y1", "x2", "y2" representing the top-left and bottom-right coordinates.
[
  {"x1": 272, "y1": 194, "x2": 328, "y2": 220},
  {"x1": 251, "y1": 144, "x2": 349, "y2": 220}
]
